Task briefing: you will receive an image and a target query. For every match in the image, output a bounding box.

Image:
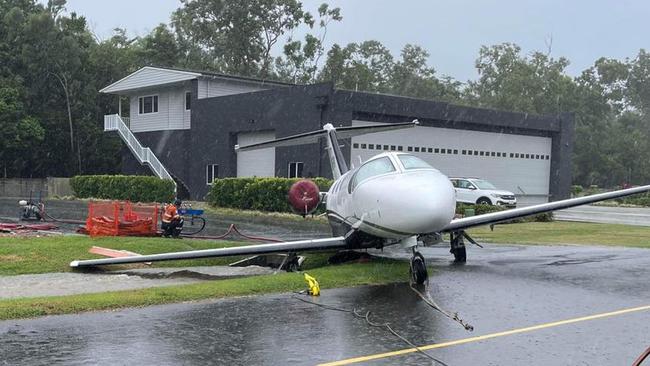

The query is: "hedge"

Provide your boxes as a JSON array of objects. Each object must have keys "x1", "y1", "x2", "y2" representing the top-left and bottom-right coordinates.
[
  {"x1": 456, "y1": 202, "x2": 553, "y2": 222},
  {"x1": 207, "y1": 177, "x2": 333, "y2": 213},
  {"x1": 70, "y1": 175, "x2": 175, "y2": 203}
]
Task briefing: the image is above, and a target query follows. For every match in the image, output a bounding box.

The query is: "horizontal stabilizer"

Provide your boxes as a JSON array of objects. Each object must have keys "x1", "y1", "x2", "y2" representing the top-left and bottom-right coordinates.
[
  {"x1": 235, "y1": 120, "x2": 418, "y2": 152},
  {"x1": 70, "y1": 236, "x2": 347, "y2": 267},
  {"x1": 444, "y1": 184, "x2": 650, "y2": 232}
]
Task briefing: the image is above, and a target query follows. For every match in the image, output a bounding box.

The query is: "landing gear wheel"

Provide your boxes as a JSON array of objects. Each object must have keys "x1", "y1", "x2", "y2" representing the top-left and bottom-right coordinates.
[
  {"x1": 452, "y1": 245, "x2": 467, "y2": 262},
  {"x1": 410, "y1": 252, "x2": 428, "y2": 285}
]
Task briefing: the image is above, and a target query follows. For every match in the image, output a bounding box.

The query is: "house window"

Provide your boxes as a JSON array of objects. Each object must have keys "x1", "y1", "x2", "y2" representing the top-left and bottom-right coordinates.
[
  {"x1": 288, "y1": 162, "x2": 304, "y2": 178},
  {"x1": 397, "y1": 146, "x2": 403, "y2": 151},
  {"x1": 353, "y1": 143, "x2": 359, "y2": 148},
  {"x1": 206, "y1": 164, "x2": 218, "y2": 185},
  {"x1": 185, "y1": 92, "x2": 191, "y2": 110},
  {"x1": 138, "y1": 95, "x2": 158, "y2": 114},
  {"x1": 361, "y1": 144, "x2": 367, "y2": 149}
]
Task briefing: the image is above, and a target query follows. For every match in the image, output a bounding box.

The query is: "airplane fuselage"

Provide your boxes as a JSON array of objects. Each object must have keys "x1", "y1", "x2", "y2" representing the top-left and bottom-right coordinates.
[{"x1": 325, "y1": 152, "x2": 457, "y2": 245}]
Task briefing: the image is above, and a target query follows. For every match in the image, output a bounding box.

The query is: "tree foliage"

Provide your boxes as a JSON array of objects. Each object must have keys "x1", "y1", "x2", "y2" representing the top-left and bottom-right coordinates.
[{"x1": 2, "y1": 0, "x2": 650, "y2": 190}]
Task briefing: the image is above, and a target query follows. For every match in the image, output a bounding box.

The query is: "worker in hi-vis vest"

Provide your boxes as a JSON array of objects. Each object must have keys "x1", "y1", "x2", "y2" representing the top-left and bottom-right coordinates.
[{"x1": 162, "y1": 199, "x2": 184, "y2": 238}]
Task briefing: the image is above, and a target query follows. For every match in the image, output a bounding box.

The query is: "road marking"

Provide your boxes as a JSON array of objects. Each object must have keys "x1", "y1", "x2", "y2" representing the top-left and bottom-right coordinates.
[{"x1": 319, "y1": 304, "x2": 650, "y2": 366}]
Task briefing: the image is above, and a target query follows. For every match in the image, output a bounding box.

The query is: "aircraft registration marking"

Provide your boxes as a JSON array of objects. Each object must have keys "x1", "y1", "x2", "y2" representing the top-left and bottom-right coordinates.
[{"x1": 318, "y1": 304, "x2": 650, "y2": 366}]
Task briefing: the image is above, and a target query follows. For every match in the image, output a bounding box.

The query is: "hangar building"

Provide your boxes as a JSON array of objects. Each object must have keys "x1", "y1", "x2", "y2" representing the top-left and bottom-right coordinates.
[{"x1": 100, "y1": 66, "x2": 573, "y2": 205}]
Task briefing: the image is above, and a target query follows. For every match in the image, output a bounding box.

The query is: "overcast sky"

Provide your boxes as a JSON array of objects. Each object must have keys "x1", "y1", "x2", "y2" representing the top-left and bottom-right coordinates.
[{"x1": 57, "y1": 0, "x2": 649, "y2": 81}]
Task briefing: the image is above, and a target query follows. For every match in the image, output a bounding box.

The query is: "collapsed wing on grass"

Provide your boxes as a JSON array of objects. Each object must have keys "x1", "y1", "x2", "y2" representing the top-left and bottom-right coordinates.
[
  {"x1": 443, "y1": 184, "x2": 650, "y2": 232},
  {"x1": 70, "y1": 237, "x2": 347, "y2": 268}
]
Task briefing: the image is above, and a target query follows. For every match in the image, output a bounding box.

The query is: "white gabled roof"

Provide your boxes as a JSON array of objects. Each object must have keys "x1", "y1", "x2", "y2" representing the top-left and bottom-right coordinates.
[{"x1": 100, "y1": 67, "x2": 201, "y2": 94}]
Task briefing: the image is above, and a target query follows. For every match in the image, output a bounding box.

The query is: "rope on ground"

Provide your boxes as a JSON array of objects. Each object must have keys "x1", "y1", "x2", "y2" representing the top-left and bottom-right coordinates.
[
  {"x1": 409, "y1": 282, "x2": 474, "y2": 332},
  {"x1": 188, "y1": 224, "x2": 284, "y2": 243},
  {"x1": 293, "y1": 295, "x2": 449, "y2": 366},
  {"x1": 42, "y1": 210, "x2": 85, "y2": 225}
]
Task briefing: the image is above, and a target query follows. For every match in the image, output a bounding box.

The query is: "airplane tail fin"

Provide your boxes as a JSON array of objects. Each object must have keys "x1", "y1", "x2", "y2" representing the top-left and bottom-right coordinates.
[{"x1": 235, "y1": 120, "x2": 418, "y2": 179}]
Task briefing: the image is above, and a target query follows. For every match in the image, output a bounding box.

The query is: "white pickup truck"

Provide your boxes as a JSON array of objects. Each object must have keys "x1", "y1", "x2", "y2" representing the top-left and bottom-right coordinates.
[{"x1": 449, "y1": 177, "x2": 517, "y2": 207}]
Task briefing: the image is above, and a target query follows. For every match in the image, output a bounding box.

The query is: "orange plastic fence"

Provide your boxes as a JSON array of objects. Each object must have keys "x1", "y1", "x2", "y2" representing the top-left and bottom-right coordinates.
[{"x1": 86, "y1": 201, "x2": 159, "y2": 237}]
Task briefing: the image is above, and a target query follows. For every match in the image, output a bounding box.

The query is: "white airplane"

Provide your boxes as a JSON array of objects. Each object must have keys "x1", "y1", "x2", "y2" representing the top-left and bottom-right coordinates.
[{"x1": 71, "y1": 121, "x2": 650, "y2": 284}]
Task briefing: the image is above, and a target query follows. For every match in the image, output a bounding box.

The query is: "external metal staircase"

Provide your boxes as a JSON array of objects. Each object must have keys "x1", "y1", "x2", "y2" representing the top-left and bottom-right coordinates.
[{"x1": 104, "y1": 114, "x2": 177, "y2": 193}]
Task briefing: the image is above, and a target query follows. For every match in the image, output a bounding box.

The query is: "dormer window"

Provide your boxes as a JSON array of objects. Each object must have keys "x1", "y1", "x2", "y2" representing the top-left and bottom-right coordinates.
[{"x1": 138, "y1": 95, "x2": 158, "y2": 114}]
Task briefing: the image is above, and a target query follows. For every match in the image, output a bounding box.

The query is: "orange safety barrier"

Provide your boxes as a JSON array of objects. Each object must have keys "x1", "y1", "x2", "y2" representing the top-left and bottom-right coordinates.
[{"x1": 86, "y1": 201, "x2": 159, "y2": 237}]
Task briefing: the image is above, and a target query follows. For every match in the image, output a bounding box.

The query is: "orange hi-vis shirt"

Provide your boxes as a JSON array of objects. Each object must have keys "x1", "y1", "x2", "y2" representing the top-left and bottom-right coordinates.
[{"x1": 162, "y1": 204, "x2": 178, "y2": 223}]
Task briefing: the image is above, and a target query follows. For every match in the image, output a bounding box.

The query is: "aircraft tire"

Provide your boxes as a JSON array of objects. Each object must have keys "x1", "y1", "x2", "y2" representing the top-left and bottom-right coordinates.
[
  {"x1": 410, "y1": 252, "x2": 428, "y2": 285},
  {"x1": 453, "y1": 246, "x2": 467, "y2": 262}
]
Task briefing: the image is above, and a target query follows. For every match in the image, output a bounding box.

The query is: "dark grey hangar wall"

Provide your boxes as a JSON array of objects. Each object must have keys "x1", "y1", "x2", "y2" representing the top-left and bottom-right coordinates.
[{"x1": 122, "y1": 82, "x2": 573, "y2": 203}]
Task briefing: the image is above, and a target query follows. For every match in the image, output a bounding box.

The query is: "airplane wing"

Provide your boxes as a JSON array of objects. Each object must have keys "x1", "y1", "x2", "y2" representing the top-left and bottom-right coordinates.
[
  {"x1": 443, "y1": 185, "x2": 650, "y2": 232},
  {"x1": 70, "y1": 236, "x2": 347, "y2": 268}
]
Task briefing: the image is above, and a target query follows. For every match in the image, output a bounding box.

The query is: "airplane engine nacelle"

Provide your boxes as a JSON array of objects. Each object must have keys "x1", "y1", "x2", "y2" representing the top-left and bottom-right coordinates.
[{"x1": 288, "y1": 179, "x2": 321, "y2": 216}]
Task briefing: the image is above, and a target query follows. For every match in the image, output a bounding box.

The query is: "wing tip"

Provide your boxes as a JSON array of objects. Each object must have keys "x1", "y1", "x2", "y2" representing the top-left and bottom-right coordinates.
[{"x1": 69, "y1": 260, "x2": 80, "y2": 268}]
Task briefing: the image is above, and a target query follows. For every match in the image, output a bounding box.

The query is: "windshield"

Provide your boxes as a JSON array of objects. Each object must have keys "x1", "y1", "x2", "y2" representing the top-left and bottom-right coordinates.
[
  {"x1": 350, "y1": 157, "x2": 396, "y2": 191},
  {"x1": 398, "y1": 155, "x2": 433, "y2": 170},
  {"x1": 472, "y1": 179, "x2": 497, "y2": 190}
]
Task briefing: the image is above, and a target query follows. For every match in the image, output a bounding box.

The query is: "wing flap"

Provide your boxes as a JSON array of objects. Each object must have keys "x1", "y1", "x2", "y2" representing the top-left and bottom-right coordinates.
[
  {"x1": 444, "y1": 185, "x2": 650, "y2": 232},
  {"x1": 70, "y1": 237, "x2": 347, "y2": 267}
]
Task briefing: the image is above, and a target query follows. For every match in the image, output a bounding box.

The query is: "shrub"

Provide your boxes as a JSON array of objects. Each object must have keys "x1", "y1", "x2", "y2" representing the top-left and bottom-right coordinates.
[
  {"x1": 571, "y1": 185, "x2": 583, "y2": 196},
  {"x1": 70, "y1": 175, "x2": 175, "y2": 203},
  {"x1": 455, "y1": 202, "x2": 553, "y2": 222},
  {"x1": 207, "y1": 177, "x2": 333, "y2": 213},
  {"x1": 618, "y1": 192, "x2": 650, "y2": 207}
]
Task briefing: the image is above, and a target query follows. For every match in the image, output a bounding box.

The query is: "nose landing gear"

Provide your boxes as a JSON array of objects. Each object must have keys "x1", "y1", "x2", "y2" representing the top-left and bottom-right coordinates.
[{"x1": 410, "y1": 250, "x2": 428, "y2": 285}]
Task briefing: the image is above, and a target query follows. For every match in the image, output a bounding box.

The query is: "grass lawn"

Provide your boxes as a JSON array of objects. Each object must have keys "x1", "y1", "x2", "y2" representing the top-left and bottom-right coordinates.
[
  {"x1": 469, "y1": 221, "x2": 650, "y2": 247},
  {"x1": 0, "y1": 235, "x2": 259, "y2": 276},
  {"x1": 0, "y1": 259, "x2": 408, "y2": 320},
  {"x1": 1, "y1": 220, "x2": 649, "y2": 320},
  {"x1": 0, "y1": 234, "x2": 410, "y2": 320}
]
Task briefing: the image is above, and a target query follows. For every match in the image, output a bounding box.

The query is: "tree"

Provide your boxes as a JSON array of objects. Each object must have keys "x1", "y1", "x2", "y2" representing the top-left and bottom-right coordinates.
[
  {"x1": 0, "y1": 79, "x2": 45, "y2": 177},
  {"x1": 318, "y1": 41, "x2": 394, "y2": 92},
  {"x1": 627, "y1": 49, "x2": 650, "y2": 114},
  {"x1": 135, "y1": 24, "x2": 181, "y2": 67},
  {"x1": 465, "y1": 43, "x2": 576, "y2": 114},
  {"x1": 389, "y1": 44, "x2": 461, "y2": 102},
  {"x1": 275, "y1": 3, "x2": 341, "y2": 83},
  {"x1": 172, "y1": 0, "x2": 314, "y2": 77}
]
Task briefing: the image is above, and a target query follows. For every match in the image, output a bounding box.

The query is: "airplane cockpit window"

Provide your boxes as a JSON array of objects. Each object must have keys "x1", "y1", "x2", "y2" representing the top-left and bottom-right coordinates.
[
  {"x1": 349, "y1": 157, "x2": 396, "y2": 192},
  {"x1": 398, "y1": 154, "x2": 433, "y2": 170}
]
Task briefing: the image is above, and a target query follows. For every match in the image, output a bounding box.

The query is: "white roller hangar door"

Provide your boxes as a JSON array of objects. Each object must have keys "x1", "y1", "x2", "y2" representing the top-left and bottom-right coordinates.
[
  {"x1": 237, "y1": 131, "x2": 276, "y2": 177},
  {"x1": 350, "y1": 121, "x2": 552, "y2": 205}
]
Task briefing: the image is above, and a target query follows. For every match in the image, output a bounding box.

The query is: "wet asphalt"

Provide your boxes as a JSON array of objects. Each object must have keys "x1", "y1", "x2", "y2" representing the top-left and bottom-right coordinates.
[{"x1": 1, "y1": 244, "x2": 649, "y2": 365}]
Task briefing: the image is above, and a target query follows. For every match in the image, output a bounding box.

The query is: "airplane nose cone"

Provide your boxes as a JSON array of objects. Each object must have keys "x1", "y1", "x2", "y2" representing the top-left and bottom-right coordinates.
[
  {"x1": 353, "y1": 171, "x2": 456, "y2": 236},
  {"x1": 396, "y1": 172, "x2": 456, "y2": 233}
]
